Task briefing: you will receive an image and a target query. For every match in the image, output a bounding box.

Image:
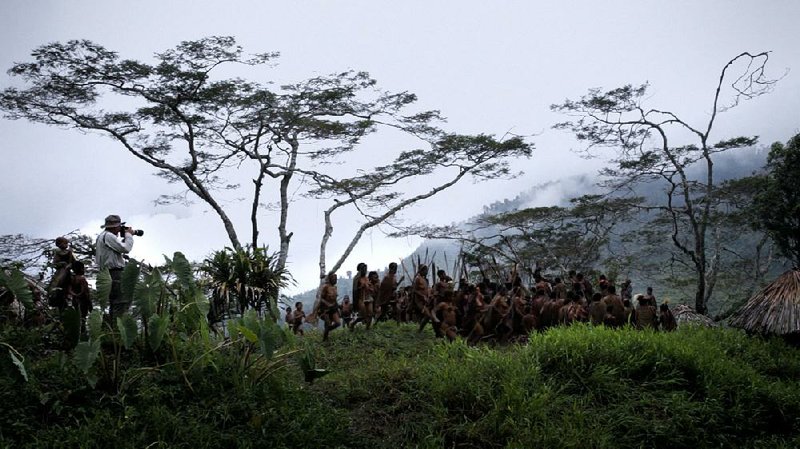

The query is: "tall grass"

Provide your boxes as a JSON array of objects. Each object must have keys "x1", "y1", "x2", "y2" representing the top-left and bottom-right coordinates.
[
  {"x1": 309, "y1": 323, "x2": 800, "y2": 449},
  {"x1": 3, "y1": 322, "x2": 800, "y2": 448}
]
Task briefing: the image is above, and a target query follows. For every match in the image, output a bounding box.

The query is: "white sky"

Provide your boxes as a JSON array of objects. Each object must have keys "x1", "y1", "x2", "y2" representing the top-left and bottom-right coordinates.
[{"x1": 1, "y1": 1, "x2": 798, "y2": 293}]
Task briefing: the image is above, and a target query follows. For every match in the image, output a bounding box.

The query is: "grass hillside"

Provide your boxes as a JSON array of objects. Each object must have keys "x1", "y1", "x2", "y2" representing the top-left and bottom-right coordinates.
[{"x1": 3, "y1": 323, "x2": 800, "y2": 448}]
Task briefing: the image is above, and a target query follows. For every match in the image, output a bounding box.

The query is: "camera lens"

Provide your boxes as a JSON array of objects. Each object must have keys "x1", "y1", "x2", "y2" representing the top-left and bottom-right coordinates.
[{"x1": 134, "y1": 230, "x2": 144, "y2": 237}]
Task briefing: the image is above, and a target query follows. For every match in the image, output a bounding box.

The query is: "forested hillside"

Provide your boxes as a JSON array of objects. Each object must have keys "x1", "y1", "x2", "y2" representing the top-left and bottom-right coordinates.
[{"x1": 292, "y1": 147, "x2": 787, "y2": 319}]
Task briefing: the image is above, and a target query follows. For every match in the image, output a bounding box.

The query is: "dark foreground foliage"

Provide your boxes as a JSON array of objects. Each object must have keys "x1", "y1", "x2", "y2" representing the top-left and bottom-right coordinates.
[{"x1": 3, "y1": 322, "x2": 800, "y2": 448}]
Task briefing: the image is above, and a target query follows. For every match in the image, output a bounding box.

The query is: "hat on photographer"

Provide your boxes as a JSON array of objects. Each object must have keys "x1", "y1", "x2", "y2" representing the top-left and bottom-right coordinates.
[{"x1": 102, "y1": 214, "x2": 123, "y2": 229}]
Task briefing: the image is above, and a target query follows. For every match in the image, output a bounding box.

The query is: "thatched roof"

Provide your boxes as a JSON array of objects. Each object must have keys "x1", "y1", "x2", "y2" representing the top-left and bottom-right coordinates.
[
  {"x1": 729, "y1": 269, "x2": 800, "y2": 336},
  {"x1": 673, "y1": 304, "x2": 717, "y2": 327}
]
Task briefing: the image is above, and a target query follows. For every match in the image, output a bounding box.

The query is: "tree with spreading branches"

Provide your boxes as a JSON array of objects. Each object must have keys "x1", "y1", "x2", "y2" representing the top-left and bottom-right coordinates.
[
  {"x1": 551, "y1": 51, "x2": 780, "y2": 314},
  {"x1": 1, "y1": 37, "x2": 533, "y2": 282},
  {"x1": 306, "y1": 133, "x2": 532, "y2": 279}
]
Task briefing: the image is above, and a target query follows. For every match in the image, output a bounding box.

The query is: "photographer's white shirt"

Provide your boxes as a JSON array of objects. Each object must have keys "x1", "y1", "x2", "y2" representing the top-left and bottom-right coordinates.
[{"x1": 95, "y1": 230, "x2": 134, "y2": 270}]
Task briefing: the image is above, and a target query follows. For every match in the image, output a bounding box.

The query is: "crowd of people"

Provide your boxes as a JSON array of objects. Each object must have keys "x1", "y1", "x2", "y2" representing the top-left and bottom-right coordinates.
[
  {"x1": 5, "y1": 217, "x2": 680, "y2": 346},
  {"x1": 309, "y1": 261, "x2": 678, "y2": 343}
]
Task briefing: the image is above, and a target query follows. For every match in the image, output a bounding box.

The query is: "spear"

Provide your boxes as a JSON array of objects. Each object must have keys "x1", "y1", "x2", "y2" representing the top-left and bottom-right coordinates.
[
  {"x1": 399, "y1": 259, "x2": 413, "y2": 286},
  {"x1": 489, "y1": 254, "x2": 505, "y2": 285},
  {"x1": 462, "y1": 255, "x2": 470, "y2": 285},
  {"x1": 476, "y1": 257, "x2": 488, "y2": 282},
  {"x1": 503, "y1": 235, "x2": 535, "y2": 280}
]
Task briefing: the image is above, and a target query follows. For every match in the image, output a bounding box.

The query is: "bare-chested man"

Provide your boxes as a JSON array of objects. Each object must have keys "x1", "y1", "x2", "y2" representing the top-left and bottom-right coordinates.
[
  {"x1": 434, "y1": 290, "x2": 459, "y2": 342},
  {"x1": 634, "y1": 294, "x2": 658, "y2": 330},
  {"x1": 349, "y1": 263, "x2": 374, "y2": 330},
  {"x1": 432, "y1": 269, "x2": 451, "y2": 304},
  {"x1": 552, "y1": 277, "x2": 567, "y2": 300},
  {"x1": 292, "y1": 301, "x2": 306, "y2": 335},
  {"x1": 319, "y1": 273, "x2": 341, "y2": 341},
  {"x1": 601, "y1": 285, "x2": 625, "y2": 328},
  {"x1": 340, "y1": 295, "x2": 353, "y2": 327},
  {"x1": 376, "y1": 262, "x2": 403, "y2": 323},
  {"x1": 660, "y1": 303, "x2": 677, "y2": 331},
  {"x1": 587, "y1": 292, "x2": 605, "y2": 325},
  {"x1": 414, "y1": 265, "x2": 439, "y2": 333}
]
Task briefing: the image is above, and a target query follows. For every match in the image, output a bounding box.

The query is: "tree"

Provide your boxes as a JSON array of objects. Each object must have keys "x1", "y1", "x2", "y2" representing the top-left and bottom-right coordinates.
[
  {"x1": 306, "y1": 133, "x2": 533, "y2": 279},
  {"x1": 551, "y1": 52, "x2": 778, "y2": 314},
  {"x1": 753, "y1": 133, "x2": 800, "y2": 267},
  {"x1": 626, "y1": 173, "x2": 784, "y2": 316},
  {"x1": 1, "y1": 37, "x2": 531, "y2": 282},
  {"x1": 391, "y1": 194, "x2": 638, "y2": 282}
]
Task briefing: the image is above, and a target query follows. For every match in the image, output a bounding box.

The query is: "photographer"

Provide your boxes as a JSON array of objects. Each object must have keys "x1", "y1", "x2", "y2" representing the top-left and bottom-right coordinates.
[{"x1": 95, "y1": 214, "x2": 138, "y2": 320}]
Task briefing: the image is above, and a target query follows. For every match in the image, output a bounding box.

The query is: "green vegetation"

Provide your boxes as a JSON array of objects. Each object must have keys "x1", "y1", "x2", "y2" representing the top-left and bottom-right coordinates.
[{"x1": 3, "y1": 320, "x2": 800, "y2": 448}]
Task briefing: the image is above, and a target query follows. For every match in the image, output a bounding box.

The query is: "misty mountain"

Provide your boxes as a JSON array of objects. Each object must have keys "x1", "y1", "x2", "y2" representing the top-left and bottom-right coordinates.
[{"x1": 290, "y1": 147, "x2": 772, "y2": 310}]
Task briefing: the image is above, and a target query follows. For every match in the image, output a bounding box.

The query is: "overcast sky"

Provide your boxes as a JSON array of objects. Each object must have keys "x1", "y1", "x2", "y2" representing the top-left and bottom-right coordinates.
[{"x1": 1, "y1": 1, "x2": 798, "y2": 293}]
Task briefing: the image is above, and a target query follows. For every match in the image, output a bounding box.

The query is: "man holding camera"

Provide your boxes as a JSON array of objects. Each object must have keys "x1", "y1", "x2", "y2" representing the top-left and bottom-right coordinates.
[{"x1": 95, "y1": 214, "x2": 136, "y2": 320}]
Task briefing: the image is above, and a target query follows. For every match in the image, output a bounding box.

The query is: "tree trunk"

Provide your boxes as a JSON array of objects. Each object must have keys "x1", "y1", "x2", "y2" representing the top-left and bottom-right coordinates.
[{"x1": 695, "y1": 267, "x2": 707, "y2": 315}]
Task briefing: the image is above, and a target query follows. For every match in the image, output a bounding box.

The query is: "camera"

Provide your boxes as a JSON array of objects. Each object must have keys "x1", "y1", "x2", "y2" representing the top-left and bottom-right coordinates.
[{"x1": 121, "y1": 223, "x2": 144, "y2": 237}]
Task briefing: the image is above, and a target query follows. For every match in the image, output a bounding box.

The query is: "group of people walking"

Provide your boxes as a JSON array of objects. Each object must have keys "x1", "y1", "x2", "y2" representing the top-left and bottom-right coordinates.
[{"x1": 311, "y1": 262, "x2": 678, "y2": 343}]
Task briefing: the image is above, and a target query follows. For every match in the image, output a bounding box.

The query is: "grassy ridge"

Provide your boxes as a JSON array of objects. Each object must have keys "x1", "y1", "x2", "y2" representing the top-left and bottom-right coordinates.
[
  {"x1": 2, "y1": 323, "x2": 800, "y2": 448},
  {"x1": 311, "y1": 323, "x2": 800, "y2": 448}
]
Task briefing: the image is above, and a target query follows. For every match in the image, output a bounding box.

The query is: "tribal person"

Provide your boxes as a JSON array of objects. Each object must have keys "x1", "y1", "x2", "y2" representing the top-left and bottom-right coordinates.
[
  {"x1": 559, "y1": 291, "x2": 588, "y2": 325},
  {"x1": 319, "y1": 273, "x2": 341, "y2": 341},
  {"x1": 67, "y1": 261, "x2": 92, "y2": 333},
  {"x1": 285, "y1": 306, "x2": 293, "y2": 328},
  {"x1": 414, "y1": 264, "x2": 439, "y2": 333},
  {"x1": 620, "y1": 279, "x2": 633, "y2": 302},
  {"x1": 430, "y1": 269, "x2": 452, "y2": 336},
  {"x1": 350, "y1": 263, "x2": 375, "y2": 330},
  {"x1": 47, "y1": 236, "x2": 76, "y2": 310},
  {"x1": 660, "y1": 303, "x2": 677, "y2": 332},
  {"x1": 576, "y1": 272, "x2": 593, "y2": 299},
  {"x1": 376, "y1": 262, "x2": 403, "y2": 323},
  {"x1": 432, "y1": 269, "x2": 452, "y2": 304},
  {"x1": 551, "y1": 277, "x2": 568, "y2": 300},
  {"x1": 459, "y1": 283, "x2": 484, "y2": 339},
  {"x1": 292, "y1": 301, "x2": 306, "y2": 335},
  {"x1": 601, "y1": 285, "x2": 625, "y2": 328},
  {"x1": 534, "y1": 274, "x2": 552, "y2": 297},
  {"x1": 340, "y1": 295, "x2": 353, "y2": 327},
  {"x1": 634, "y1": 294, "x2": 657, "y2": 330},
  {"x1": 587, "y1": 292, "x2": 605, "y2": 325},
  {"x1": 432, "y1": 289, "x2": 459, "y2": 341},
  {"x1": 642, "y1": 286, "x2": 657, "y2": 307}
]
